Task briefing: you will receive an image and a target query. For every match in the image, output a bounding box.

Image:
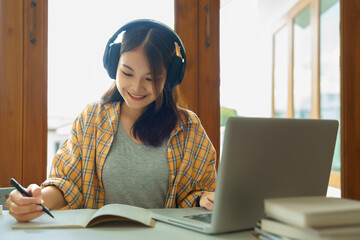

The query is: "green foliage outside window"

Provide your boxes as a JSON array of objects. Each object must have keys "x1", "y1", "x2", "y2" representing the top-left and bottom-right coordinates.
[{"x1": 220, "y1": 106, "x2": 238, "y2": 127}]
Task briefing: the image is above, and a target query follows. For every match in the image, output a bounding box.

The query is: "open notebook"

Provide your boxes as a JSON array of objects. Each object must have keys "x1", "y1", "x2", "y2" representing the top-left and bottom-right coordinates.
[{"x1": 12, "y1": 204, "x2": 155, "y2": 229}]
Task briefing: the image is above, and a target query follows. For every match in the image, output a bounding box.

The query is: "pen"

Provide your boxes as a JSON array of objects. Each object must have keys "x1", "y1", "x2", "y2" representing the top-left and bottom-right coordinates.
[{"x1": 10, "y1": 178, "x2": 55, "y2": 218}]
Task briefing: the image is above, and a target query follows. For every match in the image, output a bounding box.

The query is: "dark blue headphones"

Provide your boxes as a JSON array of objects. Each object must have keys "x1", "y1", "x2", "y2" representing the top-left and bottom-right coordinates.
[{"x1": 103, "y1": 19, "x2": 187, "y2": 89}]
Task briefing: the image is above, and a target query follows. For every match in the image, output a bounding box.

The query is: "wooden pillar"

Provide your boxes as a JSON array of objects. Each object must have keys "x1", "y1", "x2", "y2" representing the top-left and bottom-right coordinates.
[
  {"x1": 0, "y1": 0, "x2": 24, "y2": 187},
  {"x1": 175, "y1": 0, "x2": 220, "y2": 169},
  {"x1": 0, "y1": 0, "x2": 47, "y2": 187},
  {"x1": 340, "y1": 0, "x2": 360, "y2": 199}
]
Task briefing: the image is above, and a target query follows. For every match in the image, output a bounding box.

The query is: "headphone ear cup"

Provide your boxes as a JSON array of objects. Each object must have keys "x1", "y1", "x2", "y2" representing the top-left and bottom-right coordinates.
[
  {"x1": 104, "y1": 43, "x2": 121, "y2": 79},
  {"x1": 166, "y1": 55, "x2": 183, "y2": 88}
]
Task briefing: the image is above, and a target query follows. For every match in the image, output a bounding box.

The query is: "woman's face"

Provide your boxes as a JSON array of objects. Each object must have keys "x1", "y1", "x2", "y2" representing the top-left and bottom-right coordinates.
[{"x1": 116, "y1": 46, "x2": 166, "y2": 114}]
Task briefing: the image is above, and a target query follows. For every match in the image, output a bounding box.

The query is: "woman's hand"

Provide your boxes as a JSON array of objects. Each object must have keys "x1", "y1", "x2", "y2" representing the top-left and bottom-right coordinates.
[
  {"x1": 199, "y1": 191, "x2": 215, "y2": 210},
  {"x1": 4, "y1": 184, "x2": 44, "y2": 222}
]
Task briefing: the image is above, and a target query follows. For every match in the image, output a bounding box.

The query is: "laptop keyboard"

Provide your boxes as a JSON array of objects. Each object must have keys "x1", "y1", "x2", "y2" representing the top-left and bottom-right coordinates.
[{"x1": 184, "y1": 213, "x2": 212, "y2": 223}]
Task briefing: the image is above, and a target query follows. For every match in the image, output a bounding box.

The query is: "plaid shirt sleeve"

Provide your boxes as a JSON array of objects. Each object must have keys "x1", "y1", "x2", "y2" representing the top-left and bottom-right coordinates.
[
  {"x1": 42, "y1": 104, "x2": 97, "y2": 209},
  {"x1": 166, "y1": 109, "x2": 217, "y2": 208},
  {"x1": 180, "y1": 120, "x2": 217, "y2": 207}
]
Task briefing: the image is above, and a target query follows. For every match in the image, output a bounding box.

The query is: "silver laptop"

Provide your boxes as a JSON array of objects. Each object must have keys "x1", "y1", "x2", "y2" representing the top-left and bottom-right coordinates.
[{"x1": 151, "y1": 117, "x2": 339, "y2": 234}]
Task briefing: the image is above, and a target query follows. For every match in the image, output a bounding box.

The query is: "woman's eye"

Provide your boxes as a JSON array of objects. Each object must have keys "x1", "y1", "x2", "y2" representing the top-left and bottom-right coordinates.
[
  {"x1": 146, "y1": 78, "x2": 152, "y2": 82},
  {"x1": 122, "y1": 71, "x2": 132, "y2": 77}
]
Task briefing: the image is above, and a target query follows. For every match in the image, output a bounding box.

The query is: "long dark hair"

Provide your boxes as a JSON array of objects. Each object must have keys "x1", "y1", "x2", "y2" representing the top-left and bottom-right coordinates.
[{"x1": 100, "y1": 24, "x2": 181, "y2": 147}]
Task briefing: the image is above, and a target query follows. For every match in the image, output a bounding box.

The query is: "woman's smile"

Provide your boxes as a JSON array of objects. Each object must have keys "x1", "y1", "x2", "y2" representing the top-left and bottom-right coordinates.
[{"x1": 127, "y1": 91, "x2": 147, "y2": 101}]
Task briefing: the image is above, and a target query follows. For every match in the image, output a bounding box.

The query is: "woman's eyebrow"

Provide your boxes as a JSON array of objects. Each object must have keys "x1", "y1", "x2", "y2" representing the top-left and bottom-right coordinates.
[
  {"x1": 121, "y1": 64, "x2": 134, "y2": 71},
  {"x1": 121, "y1": 64, "x2": 151, "y2": 75}
]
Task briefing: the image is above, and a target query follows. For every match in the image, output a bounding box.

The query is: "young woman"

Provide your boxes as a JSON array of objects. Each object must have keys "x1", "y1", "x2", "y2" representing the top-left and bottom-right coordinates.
[{"x1": 5, "y1": 19, "x2": 216, "y2": 222}]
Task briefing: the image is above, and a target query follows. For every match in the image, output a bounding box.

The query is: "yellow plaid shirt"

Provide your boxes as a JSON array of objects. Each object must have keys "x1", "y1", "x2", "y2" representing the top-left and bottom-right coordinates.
[{"x1": 42, "y1": 101, "x2": 216, "y2": 209}]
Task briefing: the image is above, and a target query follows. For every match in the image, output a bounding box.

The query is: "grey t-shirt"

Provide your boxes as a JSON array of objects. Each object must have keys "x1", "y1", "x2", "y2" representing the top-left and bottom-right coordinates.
[{"x1": 102, "y1": 121, "x2": 170, "y2": 209}]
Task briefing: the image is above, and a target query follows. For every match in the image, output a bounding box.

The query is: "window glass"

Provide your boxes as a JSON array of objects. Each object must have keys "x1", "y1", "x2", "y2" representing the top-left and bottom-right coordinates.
[
  {"x1": 48, "y1": 0, "x2": 174, "y2": 174},
  {"x1": 274, "y1": 26, "x2": 289, "y2": 118},
  {"x1": 320, "y1": 0, "x2": 340, "y2": 172},
  {"x1": 220, "y1": 1, "x2": 264, "y2": 158},
  {"x1": 293, "y1": 6, "x2": 312, "y2": 119}
]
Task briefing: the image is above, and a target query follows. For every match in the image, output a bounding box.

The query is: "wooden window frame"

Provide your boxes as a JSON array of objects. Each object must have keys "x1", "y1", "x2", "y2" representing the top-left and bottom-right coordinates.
[
  {"x1": 271, "y1": 0, "x2": 340, "y2": 189},
  {"x1": 271, "y1": 0, "x2": 360, "y2": 199}
]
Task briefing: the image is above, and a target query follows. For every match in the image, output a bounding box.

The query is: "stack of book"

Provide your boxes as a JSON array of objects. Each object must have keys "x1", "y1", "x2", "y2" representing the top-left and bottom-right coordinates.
[{"x1": 255, "y1": 196, "x2": 360, "y2": 240}]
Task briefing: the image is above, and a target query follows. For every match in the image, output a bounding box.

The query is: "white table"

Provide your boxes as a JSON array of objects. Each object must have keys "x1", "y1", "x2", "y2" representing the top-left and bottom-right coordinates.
[{"x1": 0, "y1": 211, "x2": 255, "y2": 240}]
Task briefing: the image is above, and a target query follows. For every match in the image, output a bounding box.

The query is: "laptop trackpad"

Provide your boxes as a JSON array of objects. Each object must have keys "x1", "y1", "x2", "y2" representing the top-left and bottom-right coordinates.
[{"x1": 183, "y1": 213, "x2": 212, "y2": 223}]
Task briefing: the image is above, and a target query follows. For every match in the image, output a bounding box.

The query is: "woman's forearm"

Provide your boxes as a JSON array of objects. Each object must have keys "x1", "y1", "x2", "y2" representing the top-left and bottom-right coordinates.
[{"x1": 42, "y1": 186, "x2": 67, "y2": 210}]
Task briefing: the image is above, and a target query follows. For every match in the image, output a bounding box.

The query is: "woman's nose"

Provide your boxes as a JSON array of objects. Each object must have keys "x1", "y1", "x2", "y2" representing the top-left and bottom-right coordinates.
[{"x1": 133, "y1": 78, "x2": 145, "y2": 92}]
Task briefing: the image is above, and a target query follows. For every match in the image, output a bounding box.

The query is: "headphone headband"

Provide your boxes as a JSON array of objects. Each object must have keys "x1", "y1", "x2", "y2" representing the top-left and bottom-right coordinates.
[{"x1": 103, "y1": 19, "x2": 187, "y2": 88}]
